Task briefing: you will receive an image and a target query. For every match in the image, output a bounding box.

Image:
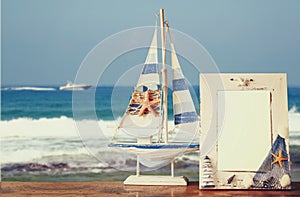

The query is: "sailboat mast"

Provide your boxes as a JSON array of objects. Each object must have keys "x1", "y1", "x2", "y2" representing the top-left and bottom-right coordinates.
[{"x1": 160, "y1": 8, "x2": 168, "y2": 144}]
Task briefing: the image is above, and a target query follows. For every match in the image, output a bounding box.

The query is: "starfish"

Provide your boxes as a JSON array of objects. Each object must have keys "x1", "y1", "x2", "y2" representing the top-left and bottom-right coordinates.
[
  {"x1": 271, "y1": 150, "x2": 288, "y2": 168},
  {"x1": 138, "y1": 90, "x2": 160, "y2": 116}
]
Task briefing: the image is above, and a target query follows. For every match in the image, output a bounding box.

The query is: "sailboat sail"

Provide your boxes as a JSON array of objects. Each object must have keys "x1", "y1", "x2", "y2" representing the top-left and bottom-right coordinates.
[
  {"x1": 110, "y1": 10, "x2": 200, "y2": 171},
  {"x1": 118, "y1": 22, "x2": 162, "y2": 138},
  {"x1": 169, "y1": 30, "x2": 199, "y2": 142},
  {"x1": 136, "y1": 22, "x2": 159, "y2": 88}
]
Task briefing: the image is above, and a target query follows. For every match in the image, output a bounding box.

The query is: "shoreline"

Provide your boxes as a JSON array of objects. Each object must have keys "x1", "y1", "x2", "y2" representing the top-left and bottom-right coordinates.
[{"x1": 1, "y1": 147, "x2": 300, "y2": 182}]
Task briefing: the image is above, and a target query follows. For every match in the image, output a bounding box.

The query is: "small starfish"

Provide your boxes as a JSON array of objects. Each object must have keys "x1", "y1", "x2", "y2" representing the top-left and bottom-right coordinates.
[
  {"x1": 138, "y1": 90, "x2": 160, "y2": 116},
  {"x1": 271, "y1": 150, "x2": 288, "y2": 168}
]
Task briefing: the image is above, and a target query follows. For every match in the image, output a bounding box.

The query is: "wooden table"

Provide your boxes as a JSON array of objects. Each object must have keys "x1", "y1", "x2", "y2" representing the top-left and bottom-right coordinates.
[{"x1": 1, "y1": 182, "x2": 299, "y2": 196}]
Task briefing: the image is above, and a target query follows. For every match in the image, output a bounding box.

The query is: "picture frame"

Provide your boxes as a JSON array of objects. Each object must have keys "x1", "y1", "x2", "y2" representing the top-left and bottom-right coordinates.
[{"x1": 199, "y1": 73, "x2": 291, "y2": 189}]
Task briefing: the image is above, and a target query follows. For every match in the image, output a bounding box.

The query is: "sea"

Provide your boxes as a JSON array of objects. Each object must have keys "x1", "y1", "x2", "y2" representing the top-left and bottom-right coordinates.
[{"x1": 1, "y1": 86, "x2": 300, "y2": 182}]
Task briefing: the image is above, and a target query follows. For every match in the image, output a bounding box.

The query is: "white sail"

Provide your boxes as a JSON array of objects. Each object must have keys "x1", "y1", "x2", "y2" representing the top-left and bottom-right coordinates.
[
  {"x1": 136, "y1": 21, "x2": 159, "y2": 88},
  {"x1": 110, "y1": 10, "x2": 200, "y2": 173},
  {"x1": 169, "y1": 34, "x2": 199, "y2": 142},
  {"x1": 118, "y1": 22, "x2": 162, "y2": 138}
]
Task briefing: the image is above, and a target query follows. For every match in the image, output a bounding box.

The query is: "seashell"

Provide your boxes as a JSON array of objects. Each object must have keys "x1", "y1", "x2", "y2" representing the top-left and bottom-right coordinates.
[{"x1": 280, "y1": 174, "x2": 291, "y2": 188}]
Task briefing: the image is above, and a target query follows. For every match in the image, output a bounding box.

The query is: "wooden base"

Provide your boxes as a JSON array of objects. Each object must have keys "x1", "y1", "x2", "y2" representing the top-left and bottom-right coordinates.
[
  {"x1": 123, "y1": 175, "x2": 188, "y2": 186},
  {"x1": 2, "y1": 182, "x2": 300, "y2": 196}
]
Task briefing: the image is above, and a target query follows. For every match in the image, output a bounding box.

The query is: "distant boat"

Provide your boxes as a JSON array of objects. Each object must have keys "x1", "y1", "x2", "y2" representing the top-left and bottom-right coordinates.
[{"x1": 59, "y1": 81, "x2": 91, "y2": 90}]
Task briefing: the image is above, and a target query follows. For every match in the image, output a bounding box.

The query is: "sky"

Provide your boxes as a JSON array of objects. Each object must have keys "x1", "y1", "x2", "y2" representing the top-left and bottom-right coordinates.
[{"x1": 2, "y1": 0, "x2": 300, "y2": 86}]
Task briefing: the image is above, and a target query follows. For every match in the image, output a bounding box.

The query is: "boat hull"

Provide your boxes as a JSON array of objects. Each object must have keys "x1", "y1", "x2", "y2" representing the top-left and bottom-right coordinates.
[
  {"x1": 59, "y1": 85, "x2": 91, "y2": 90},
  {"x1": 108, "y1": 142, "x2": 199, "y2": 161}
]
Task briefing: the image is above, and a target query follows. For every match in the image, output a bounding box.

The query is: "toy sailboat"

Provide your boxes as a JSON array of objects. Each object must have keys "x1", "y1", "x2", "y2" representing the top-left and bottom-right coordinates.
[{"x1": 109, "y1": 9, "x2": 199, "y2": 185}]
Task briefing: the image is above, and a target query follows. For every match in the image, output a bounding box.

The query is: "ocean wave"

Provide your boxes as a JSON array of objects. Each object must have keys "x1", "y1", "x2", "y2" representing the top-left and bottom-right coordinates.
[
  {"x1": 2, "y1": 86, "x2": 57, "y2": 91},
  {"x1": 0, "y1": 115, "x2": 298, "y2": 173},
  {"x1": 0, "y1": 148, "x2": 197, "y2": 175},
  {"x1": 1, "y1": 112, "x2": 300, "y2": 138},
  {"x1": 289, "y1": 105, "x2": 299, "y2": 113},
  {"x1": 0, "y1": 116, "x2": 122, "y2": 138},
  {"x1": 0, "y1": 116, "x2": 179, "y2": 139},
  {"x1": 289, "y1": 111, "x2": 300, "y2": 134},
  {"x1": 0, "y1": 116, "x2": 79, "y2": 138},
  {"x1": 1, "y1": 144, "x2": 92, "y2": 164},
  {"x1": 0, "y1": 157, "x2": 199, "y2": 180}
]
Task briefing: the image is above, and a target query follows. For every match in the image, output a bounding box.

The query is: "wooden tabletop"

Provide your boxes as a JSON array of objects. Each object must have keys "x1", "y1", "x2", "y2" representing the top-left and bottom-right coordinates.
[{"x1": 1, "y1": 182, "x2": 299, "y2": 196}]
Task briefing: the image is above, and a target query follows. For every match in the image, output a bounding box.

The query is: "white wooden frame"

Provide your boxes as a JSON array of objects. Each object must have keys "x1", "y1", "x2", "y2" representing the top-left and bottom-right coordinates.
[{"x1": 199, "y1": 73, "x2": 290, "y2": 190}]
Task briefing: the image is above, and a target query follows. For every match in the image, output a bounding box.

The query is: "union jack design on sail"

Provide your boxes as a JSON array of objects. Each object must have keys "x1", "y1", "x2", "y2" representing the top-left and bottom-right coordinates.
[{"x1": 127, "y1": 89, "x2": 160, "y2": 116}]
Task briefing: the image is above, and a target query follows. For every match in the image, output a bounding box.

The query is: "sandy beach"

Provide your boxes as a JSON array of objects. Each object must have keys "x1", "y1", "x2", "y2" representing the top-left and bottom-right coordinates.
[{"x1": 1, "y1": 181, "x2": 299, "y2": 196}]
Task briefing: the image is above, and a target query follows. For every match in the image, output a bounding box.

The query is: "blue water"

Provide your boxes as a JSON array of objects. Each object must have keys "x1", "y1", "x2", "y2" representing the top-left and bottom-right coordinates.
[
  {"x1": 1, "y1": 86, "x2": 201, "y2": 121},
  {"x1": 1, "y1": 85, "x2": 300, "y2": 181},
  {"x1": 1, "y1": 86, "x2": 300, "y2": 121},
  {"x1": 1, "y1": 86, "x2": 111, "y2": 120},
  {"x1": 288, "y1": 87, "x2": 300, "y2": 111}
]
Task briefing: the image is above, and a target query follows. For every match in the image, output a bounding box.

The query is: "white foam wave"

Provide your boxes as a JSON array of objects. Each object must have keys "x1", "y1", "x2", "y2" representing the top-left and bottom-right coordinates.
[
  {"x1": 0, "y1": 117, "x2": 176, "y2": 140},
  {"x1": 289, "y1": 105, "x2": 298, "y2": 113},
  {"x1": 3, "y1": 148, "x2": 91, "y2": 164},
  {"x1": 1, "y1": 113, "x2": 299, "y2": 138},
  {"x1": 2, "y1": 86, "x2": 57, "y2": 91},
  {"x1": 0, "y1": 116, "x2": 121, "y2": 138},
  {"x1": 289, "y1": 111, "x2": 300, "y2": 135},
  {"x1": 1, "y1": 114, "x2": 299, "y2": 167},
  {"x1": 0, "y1": 135, "x2": 136, "y2": 168},
  {"x1": 0, "y1": 116, "x2": 79, "y2": 138},
  {"x1": 289, "y1": 108, "x2": 300, "y2": 146}
]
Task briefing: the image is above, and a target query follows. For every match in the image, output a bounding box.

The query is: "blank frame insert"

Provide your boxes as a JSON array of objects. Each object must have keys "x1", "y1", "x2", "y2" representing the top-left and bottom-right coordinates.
[{"x1": 217, "y1": 90, "x2": 272, "y2": 172}]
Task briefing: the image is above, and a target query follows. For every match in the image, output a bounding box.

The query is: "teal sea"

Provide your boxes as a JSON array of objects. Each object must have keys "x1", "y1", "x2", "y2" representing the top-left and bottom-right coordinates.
[{"x1": 1, "y1": 86, "x2": 300, "y2": 181}]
